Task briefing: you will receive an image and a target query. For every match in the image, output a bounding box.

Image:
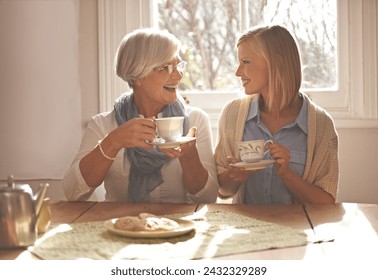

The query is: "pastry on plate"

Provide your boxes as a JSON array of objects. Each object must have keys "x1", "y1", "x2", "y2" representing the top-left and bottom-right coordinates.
[{"x1": 114, "y1": 213, "x2": 179, "y2": 231}]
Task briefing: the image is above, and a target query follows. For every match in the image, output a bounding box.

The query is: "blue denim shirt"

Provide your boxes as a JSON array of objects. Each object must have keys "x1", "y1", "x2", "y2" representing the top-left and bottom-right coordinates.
[{"x1": 243, "y1": 97, "x2": 308, "y2": 204}]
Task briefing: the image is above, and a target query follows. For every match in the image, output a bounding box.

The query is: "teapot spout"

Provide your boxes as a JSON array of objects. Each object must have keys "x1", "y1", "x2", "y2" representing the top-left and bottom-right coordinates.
[{"x1": 34, "y1": 183, "x2": 49, "y2": 216}]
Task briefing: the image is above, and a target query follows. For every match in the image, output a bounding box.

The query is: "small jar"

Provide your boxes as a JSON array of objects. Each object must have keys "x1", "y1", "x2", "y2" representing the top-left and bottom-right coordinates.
[{"x1": 37, "y1": 197, "x2": 51, "y2": 234}]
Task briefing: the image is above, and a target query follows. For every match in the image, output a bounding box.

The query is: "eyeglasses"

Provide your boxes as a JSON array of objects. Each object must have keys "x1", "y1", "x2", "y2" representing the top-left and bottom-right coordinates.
[{"x1": 154, "y1": 60, "x2": 187, "y2": 74}]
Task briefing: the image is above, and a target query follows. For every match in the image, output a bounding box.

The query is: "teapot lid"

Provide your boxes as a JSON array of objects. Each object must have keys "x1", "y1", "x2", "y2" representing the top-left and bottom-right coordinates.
[
  {"x1": 0, "y1": 187, "x2": 24, "y2": 193},
  {"x1": 1, "y1": 175, "x2": 33, "y2": 195}
]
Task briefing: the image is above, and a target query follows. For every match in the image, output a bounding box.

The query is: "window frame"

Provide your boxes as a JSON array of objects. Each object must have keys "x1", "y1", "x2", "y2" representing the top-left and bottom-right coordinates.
[{"x1": 98, "y1": 0, "x2": 378, "y2": 128}]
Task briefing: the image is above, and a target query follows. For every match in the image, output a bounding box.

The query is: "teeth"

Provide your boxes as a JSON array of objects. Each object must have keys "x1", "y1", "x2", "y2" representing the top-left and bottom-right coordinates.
[
  {"x1": 164, "y1": 85, "x2": 178, "y2": 89},
  {"x1": 242, "y1": 80, "x2": 250, "y2": 86}
]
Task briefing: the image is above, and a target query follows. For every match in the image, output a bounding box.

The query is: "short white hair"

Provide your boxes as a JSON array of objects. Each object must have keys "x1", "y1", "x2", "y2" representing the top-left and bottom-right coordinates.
[{"x1": 115, "y1": 28, "x2": 181, "y2": 88}]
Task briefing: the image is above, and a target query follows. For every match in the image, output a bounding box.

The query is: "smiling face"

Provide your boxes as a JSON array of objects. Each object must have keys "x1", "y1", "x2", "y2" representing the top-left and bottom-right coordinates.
[
  {"x1": 133, "y1": 57, "x2": 184, "y2": 116},
  {"x1": 235, "y1": 42, "x2": 269, "y2": 96}
]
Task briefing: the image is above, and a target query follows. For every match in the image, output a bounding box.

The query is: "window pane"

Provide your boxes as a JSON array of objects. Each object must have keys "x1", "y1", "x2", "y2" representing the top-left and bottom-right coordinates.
[
  {"x1": 157, "y1": 0, "x2": 337, "y2": 91},
  {"x1": 249, "y1": 0, "x2": 337, "y2": 90},
  {"x1": 157, "y1": 0, "x2": 240, "y2": 91}
]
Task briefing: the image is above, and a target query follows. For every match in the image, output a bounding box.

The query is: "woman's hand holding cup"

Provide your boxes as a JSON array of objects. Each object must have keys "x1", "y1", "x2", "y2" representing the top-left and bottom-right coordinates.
[
  {"x1": 237, "y1": 139, "x2": 274, "y2": 163},
  {"x1": 109, "y1": 118, "x2": 157, "y2": 150}
]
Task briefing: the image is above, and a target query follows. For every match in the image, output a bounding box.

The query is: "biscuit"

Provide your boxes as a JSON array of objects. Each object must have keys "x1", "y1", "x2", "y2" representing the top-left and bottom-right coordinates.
[
  {"x1": 114, "y1": 213, "x2": 179, "y2": 231},
  {"x1": 113, "y1": 216, "x2": 146, "y2": 231}
]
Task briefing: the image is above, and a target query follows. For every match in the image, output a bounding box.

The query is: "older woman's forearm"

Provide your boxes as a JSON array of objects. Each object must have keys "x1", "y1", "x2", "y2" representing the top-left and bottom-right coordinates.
[
  {"x1": 179, "y1": 152, "x2": 209, "y2": 194},
  {"x1": 79, "y1": 137, "x2": 119, "y2": 188}
]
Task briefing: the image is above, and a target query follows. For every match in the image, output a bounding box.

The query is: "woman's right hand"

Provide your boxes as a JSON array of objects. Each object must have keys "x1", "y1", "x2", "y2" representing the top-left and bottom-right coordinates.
[
  {"x1": 218, "y1": 156, "x2": 258, "y2": 198},
  {"x1": 226, "y1": 156, "x2": 258, "y2": 183},
  {"x1": 107, "y1": 118, "x2": 157, "y2": 150}
]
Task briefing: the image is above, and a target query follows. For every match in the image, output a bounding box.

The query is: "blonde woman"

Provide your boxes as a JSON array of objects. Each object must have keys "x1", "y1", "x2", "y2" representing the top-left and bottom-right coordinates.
[
  {"x1": 215, "y1": 25, "x2": 339, "y2": 204},
  {"x1": 63, "y1": 28, "x2": 218, "y2": 203}
]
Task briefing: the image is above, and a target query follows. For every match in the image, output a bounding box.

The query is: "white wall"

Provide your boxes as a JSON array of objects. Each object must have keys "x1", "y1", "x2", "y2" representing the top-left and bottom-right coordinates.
[
  {"x1": 337, "y1": 128, "x2": 378, "y2": 203},
  {"x1": 0, "y1": 0, "x2": 82, "y2": 180},
  {"x1": 0, "y1": 1, "x2": 377, "y2": 203},
  {"x1": 0, "y1": 0, "x2": 97, "y2": 200}
]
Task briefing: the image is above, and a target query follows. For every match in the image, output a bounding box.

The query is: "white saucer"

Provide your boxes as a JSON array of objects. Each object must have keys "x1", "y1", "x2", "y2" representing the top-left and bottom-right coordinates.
[
  {"x1": 152, "y1": 136, "x2": 196, "y2": 149},
  {"x1": 104, "y1": 218, "x2": 195, "y2": 238},
  {"x1": 229, "y1": 159, "x2": 276, "y2": 170}
]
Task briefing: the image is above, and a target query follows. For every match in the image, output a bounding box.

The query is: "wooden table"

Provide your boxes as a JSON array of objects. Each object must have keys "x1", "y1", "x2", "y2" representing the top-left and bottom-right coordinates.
[
  {"x1": 1, "y1": 202, "x2": 377, "y2": 260},
  {"x1": 199, "y1": 203, "x2": 321, "y2": 259},
  {"x1": 304, "y1": 203, "x2": 378, "y2": 260}
]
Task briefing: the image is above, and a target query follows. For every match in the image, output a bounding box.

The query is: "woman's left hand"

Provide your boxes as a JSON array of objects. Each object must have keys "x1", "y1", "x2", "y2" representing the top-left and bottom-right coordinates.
[
  {"x1": 159, "y1": 126, "x2": 197, "y2": 158},
  {"x1": 159, "y1": 139, "x2": 196, "y2": 158},
  {"x1": 268, "y1": 143, "x2": 291, "y2": 177}
]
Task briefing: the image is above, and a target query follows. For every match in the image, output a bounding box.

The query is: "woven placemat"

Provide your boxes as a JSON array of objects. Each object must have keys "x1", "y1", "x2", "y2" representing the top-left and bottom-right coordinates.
[{"x1": 29, "y1": 210, "x2": 310, "y2": 260}]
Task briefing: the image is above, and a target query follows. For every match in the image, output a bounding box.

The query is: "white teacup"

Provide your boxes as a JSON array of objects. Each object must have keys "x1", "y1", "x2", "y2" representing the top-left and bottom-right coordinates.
[
  {"x1": 237, "y1": 139, "x2": 273, "y2": 163},
  {"x1": 155, "y1": 117, "x2": 184, "y2": 141}
]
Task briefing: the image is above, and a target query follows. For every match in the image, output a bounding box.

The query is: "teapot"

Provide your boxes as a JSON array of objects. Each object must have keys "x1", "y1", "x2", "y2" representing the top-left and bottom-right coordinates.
[{"x1": 0, "y1": 175, "x2": 49, "y2": 248}]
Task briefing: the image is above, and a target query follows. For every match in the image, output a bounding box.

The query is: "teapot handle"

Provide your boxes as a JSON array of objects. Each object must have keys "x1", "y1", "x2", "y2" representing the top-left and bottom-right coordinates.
[{"x1": 34, "y1": 183, "x2": 49, "y2": 217}]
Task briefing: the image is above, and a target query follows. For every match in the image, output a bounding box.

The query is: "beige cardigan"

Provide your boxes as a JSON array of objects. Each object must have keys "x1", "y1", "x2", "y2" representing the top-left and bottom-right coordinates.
[{"x1": 214, "y1": 94, "x2": 339, "y2": 203}]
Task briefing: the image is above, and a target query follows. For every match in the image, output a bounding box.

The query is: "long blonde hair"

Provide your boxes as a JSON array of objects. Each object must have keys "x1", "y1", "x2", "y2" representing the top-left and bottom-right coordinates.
[{"x1": 237, "y1": 25, "x2": 302, "y2": 111}]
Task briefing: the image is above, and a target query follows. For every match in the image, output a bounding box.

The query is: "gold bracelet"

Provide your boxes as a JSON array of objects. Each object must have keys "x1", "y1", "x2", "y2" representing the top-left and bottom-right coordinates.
[{"x1": 97, "y1": 140, "x2": 116, "y2": 161}]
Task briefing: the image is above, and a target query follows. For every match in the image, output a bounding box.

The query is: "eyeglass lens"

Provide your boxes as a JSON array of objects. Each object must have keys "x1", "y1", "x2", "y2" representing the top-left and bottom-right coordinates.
[{"x1": 175, "y1": 61, "x2": 186, "y2": 72}]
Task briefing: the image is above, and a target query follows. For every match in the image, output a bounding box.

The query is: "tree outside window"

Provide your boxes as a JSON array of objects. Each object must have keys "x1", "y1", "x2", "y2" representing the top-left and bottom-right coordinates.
[{"x1": 157, "y1": 0, "x2": 337, "y2": 92}]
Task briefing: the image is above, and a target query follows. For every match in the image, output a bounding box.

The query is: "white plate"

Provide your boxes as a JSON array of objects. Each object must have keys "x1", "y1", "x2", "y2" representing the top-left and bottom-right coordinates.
[
  {"x1": 152, "y1": 136, "x2": 196, "y2": 149},
  {"x1": 229, "y1": 159, "x2": 276, "y2": 170},
  {"x1": 104, "y1": 217, "x2": 195, "y2": 238}
]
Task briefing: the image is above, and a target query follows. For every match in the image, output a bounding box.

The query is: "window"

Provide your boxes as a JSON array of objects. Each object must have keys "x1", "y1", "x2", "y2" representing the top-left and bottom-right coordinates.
[
  {"x1": 98, "y1": 0, "x2": 378, "y2": 130},
  {"x1": 157, "y1": 0, "x2": 337, "y2": 92}
]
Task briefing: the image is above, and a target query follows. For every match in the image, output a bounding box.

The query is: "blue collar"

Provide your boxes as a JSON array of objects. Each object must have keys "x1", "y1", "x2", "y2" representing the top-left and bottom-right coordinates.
[{"x1": 246, "y1": 95, "x2": 308, "y2": 134}]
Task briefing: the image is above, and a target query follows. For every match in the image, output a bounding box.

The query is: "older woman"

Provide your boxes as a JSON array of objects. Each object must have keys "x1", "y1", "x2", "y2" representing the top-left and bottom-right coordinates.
[
  {"x1": 63, "y1": 28, "x2": 218, "y2": 203},
  {"x1": 215, "y1": 25, "x2": 339, "y2": 204}
]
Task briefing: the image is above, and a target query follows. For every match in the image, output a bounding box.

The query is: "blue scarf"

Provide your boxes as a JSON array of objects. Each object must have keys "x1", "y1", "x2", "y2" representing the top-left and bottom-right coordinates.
[{"x1": 114, "y1": 93, "x2": 189, "y2": 202}]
